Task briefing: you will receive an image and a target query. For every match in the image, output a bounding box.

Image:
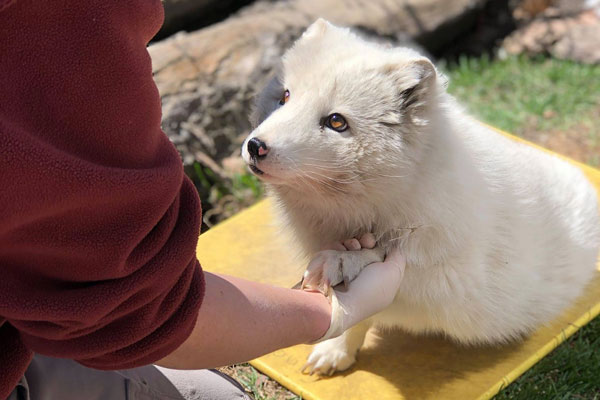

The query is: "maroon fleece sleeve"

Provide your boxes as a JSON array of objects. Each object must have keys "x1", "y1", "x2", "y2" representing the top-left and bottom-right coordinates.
[{"x1": 0, "y1": 0, "x2": 205, "y2": 396}]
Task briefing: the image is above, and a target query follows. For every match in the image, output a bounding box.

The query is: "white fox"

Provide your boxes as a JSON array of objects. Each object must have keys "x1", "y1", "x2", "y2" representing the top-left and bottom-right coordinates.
[{"x1": 241, "y1": 19, "x2": 600, "y2": 375}]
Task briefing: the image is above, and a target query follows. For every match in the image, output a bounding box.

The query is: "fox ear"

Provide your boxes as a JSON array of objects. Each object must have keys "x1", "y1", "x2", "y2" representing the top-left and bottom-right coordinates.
[
  {"x1": 384, "y1": 58, "x2": 437, "y2": 118},
  {"x1": 302, "y1": 18, "x2": 332, "y2": 39}
]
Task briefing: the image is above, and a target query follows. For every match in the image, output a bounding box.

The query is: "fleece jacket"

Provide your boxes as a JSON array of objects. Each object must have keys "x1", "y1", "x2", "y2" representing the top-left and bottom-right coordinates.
[{"x1": 0, "y1": 1, "x2": 205, "y2": 397}]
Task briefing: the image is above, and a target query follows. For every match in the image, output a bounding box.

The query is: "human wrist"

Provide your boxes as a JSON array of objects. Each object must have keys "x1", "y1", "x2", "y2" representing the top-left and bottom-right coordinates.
[{"x1": 299, "y1": 289, "x2": 332, "y2": 343}]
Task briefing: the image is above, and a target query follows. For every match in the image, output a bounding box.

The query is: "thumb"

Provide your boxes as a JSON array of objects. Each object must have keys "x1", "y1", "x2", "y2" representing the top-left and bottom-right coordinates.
[
  {"x1": 382, "y1": 247, "x2": 406, "y2": 273},
  {"x1": 373, "y1": 247, "x2": 405, "y2": 301}
]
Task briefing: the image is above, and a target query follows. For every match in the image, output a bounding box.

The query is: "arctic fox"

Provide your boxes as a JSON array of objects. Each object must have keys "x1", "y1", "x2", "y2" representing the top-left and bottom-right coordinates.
[{"x1": 241, "y1": 19, "x2": 600, "y2": 375}]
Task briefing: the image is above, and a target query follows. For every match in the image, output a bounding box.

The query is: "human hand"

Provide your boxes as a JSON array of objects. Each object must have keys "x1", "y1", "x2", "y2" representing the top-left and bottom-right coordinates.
[
  {"x1": 312, "y1": 247, "x2": 405, "y2": 342},
  {"x1": 318, "y1": 233, "x2": 377, "y2": 252}
]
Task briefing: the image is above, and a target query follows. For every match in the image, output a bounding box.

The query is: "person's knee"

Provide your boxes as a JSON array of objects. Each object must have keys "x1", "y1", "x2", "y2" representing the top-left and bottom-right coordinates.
[{"x1": 156, "y1": 367, "x2": 251, "y2": 400}]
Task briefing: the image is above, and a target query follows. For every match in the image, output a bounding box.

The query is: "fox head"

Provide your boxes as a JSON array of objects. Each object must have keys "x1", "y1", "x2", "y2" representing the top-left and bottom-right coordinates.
[{"x1": 242, "y1": 19, "x2": 446, "y2": 197}]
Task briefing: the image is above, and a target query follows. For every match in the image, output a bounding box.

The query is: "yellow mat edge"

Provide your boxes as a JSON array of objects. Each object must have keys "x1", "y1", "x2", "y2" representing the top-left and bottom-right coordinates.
[{"x1": 243, "y1": 123, "x2": 600, "y2": 400}]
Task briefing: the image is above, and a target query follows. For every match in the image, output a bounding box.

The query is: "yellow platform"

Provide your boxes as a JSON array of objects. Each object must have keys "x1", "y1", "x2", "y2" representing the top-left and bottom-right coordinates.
[{"x1": 196, "y1": 126, "x2": 600, "y2": 400}]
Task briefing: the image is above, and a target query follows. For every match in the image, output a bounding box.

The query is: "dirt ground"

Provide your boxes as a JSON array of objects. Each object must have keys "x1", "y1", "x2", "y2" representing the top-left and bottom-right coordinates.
[
  {"x1": 519, "y1": 106, "x2": 600, "y2": 167},
  {"x1": 218, "y1": 364, "x2": 298, "y2": 399}
]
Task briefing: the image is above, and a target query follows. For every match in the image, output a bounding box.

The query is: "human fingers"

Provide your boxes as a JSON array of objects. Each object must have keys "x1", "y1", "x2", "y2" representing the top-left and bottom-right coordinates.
[
  {"x1": 357, "y1": 233, "x2": 376, "y2": 249},
  {"x1": 342, "y1": 238, "x2": 361, "y2": 251}
]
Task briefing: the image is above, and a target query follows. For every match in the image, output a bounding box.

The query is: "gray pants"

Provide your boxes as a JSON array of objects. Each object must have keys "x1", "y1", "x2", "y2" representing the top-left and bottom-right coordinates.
[{"x1": 8, "y1": 354, "x2": 252, "y2": 400}]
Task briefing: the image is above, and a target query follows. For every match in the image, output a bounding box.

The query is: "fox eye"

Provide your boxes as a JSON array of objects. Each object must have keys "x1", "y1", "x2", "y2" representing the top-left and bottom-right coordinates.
[
  {"x1": 324, "y1": 113, "x2": 348, "y2": 132},
  {"x1": 279, "y1": 89, "x2": 290, "y2": 105}
]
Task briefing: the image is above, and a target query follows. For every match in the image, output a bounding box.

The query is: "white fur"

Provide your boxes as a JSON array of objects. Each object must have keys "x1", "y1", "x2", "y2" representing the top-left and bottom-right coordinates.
[{"x1": 242, "y1": 19, "x2": 600, "y2": 373}]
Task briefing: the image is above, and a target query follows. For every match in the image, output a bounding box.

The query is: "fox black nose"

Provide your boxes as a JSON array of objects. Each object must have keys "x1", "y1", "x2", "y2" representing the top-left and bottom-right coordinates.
[{"x1": 247, "y1": 137, "x2": 269, "y2": 159}]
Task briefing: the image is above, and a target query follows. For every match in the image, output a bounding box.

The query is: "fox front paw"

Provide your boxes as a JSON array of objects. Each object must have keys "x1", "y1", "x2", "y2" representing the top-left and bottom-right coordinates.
[
  {"x1": 301, "y1": 250, "x2": 365, "y2": 294},
  {"x1": 302, "y1": 339, "x2": 357, "y2": 376}
]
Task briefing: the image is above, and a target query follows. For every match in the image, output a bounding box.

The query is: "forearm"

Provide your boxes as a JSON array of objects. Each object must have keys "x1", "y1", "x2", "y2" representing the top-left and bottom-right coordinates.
[{"x1": 156, "y1": 272, "x2": 331, "y2": 369}]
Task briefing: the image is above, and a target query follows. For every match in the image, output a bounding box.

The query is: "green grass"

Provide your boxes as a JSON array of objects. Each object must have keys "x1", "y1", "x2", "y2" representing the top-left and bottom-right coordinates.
[
  {"x1": 226, "y1": 364, "x2": 301, "y2": 400},
  {"x1": 191, "y1": 162, "x2": 263, "y2": 205},
  {"x1": 443, "y1": 55, "x2": 600, "y2": 136},
  {"x1": 443, "y1": 55, "x2": 600, "y2": 399},
  {"x1": 189, "y1": 161, "x2": 263, "y2": 227}
]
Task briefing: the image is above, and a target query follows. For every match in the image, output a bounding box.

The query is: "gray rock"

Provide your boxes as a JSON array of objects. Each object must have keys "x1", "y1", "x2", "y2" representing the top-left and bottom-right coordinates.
[
  {"x1": 502, "y1": 9, "x2": 600, "y2": 63},
  {"x1": 551, "y1": 21, "x2": 600, "y2": 63}
]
